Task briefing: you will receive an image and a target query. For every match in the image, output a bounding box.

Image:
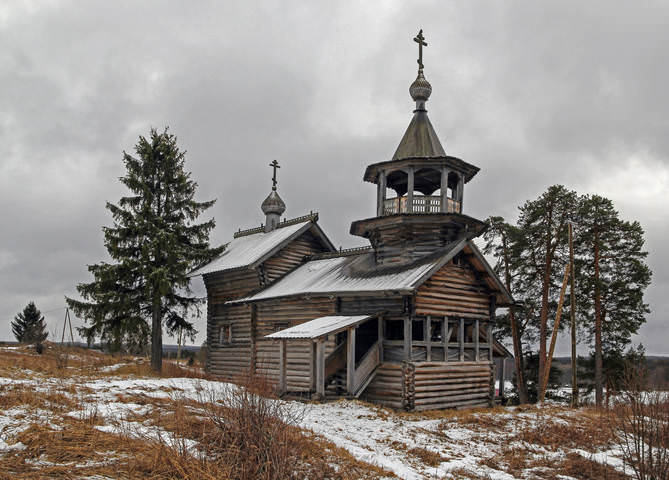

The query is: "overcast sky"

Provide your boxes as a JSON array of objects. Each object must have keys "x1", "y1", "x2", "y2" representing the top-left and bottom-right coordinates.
[{"x1": 0, "y1": 1, "x2": 667, "y2": 355}]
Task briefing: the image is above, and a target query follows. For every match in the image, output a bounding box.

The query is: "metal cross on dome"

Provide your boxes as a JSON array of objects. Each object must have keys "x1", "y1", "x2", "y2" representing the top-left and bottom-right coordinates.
[
  {"x1": 270, "y1": 159, "x2": 280, "y2": 191},
  {"x1": 414, "y1": 29, "x2": 428, "y2": 69}
]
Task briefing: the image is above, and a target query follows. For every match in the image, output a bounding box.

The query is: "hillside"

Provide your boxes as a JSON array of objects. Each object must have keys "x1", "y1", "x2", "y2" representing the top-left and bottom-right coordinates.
[{"x1": 0, "y1": 345, "x2": 634, "y2": 479}]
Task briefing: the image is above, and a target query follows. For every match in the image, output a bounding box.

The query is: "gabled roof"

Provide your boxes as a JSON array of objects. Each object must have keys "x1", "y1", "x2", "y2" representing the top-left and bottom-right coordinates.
[
  {"x1": 190, "y1": 216, "x2": 335, "y2": 277},
  {"x1": 392, "y1": 110, "x2": 446, "y2": 161},
  {"x1": 228, "y1": 237, "x2": 468, "y2": 304},
  {"x1": 227, "y1": 236, "x2": 514, "y2": 307},
  {"x1": 265, "y1": 315, "x2": 375, "y2": 340}
]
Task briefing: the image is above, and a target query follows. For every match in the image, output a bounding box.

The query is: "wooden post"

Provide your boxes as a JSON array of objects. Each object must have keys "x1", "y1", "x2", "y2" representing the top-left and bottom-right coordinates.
[
  {"x1": 278, "y1": 340, "x2": 287, "y2": 394},
  {"x1": 487, "y1": 322, "x2": 494, "y2": 361},
  {"x1": 442, "y1": 317, "x2": 448, "y2": 362},
  {"x1": 474, "y1": 319, "x2": 480, "y2": 361},
  {"x1": 310, "y1": 341, "x2": 317, "y2": 391},
  {"x1": 316, "y1": 340, "x2": 325, "y2": 398},
  {"x1": 378, "y1": 316, "x2": 384, "y2": 363},
  {"x1": 377, "y1": 171, "x2": 386, "y2": 217},
  {"x1": 458, "y1": 318, "x2": 464, "y2": 362},
  {"x1": 500, "y1": 357, "x2": 506, "y2": 403},
  {"x1": 404, "y1": 317, "x2": 412, "y2": 361},
  {"x1": 570, "y1": 223, "x2": 578, "y2": 407},
  {"x1": 456, "y1": 173, "x2": 464, "y2": 212},
  {"x1": 440, "y1": 168, "x2": 449, "y2": 212},
  {"x1": 406, "y1": 167, "x2": 415, "y2": 213},
  {"x1": 425, "y1": 316, "x2": 431, "y2": 361},
  {"x1": 489, "y1": 296, "x2": 496, "y2": 362},
  {"x1": 346, "y1": 327, "x2": 356, "y2": 394}
]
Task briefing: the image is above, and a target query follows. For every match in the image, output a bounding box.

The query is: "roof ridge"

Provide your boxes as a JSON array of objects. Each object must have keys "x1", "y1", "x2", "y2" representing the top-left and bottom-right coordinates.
[
  {"x1": 309, "y1": 245, "x2": 373, "y2": 260},
  {"x1": 233, "y1": 212, "x2": 319, "y2": 238}
]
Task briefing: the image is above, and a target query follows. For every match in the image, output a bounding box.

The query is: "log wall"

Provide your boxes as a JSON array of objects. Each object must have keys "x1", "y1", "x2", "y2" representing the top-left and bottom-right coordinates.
[
  {"x1": 255, "y1": 297, "x2": 336, "y2": 391},
  {"x1": 362, "y1": 363, "x2": 405, "y2": 409},
  {"x1": 411, "y1": 361, "x2": 494, "y2": 411},
  {"x1": 262, "y1": 230, "x2": 328, "y2": 284},
  {"x1": 415, "y1": 261, "x2": 490, "y2": 319}
]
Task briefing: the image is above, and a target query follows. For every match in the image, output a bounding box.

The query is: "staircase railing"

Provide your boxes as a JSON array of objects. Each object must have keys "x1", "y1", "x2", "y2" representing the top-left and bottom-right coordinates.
[
  {"x1": 324, "y1": 342, "x2": 346, "y2": 382},
  {"x1": 353, "y1": 340, "x2": 381, "y2": 395}
]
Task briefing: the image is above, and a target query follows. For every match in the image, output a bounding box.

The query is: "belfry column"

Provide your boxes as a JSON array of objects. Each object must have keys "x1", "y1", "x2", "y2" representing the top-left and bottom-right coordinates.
[
  {"x1": 456, "y1": 173, "x2": 464, "y2": 213},
  {"x1": 407, "y1": 167, "x2": 415, "y2": 213},
  {"x1": 377, "y1": 170, "x2": 387, "y2": 217},
  {"x1": 440, "y1": 168, "x2": 449, "y2": 213}
]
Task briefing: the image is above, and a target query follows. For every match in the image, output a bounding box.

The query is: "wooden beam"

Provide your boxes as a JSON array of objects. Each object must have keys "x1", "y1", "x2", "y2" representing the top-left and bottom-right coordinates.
[
  {"x1": 346, "y1": 327, "x2": 356, "y2": 394},
  {"x1": 425, "y1": 316, "x2": 431, "y2": 362},
  {"x1": 500, "y1": 357, "x2": 506, "y2": 403},
  {"x1": 377, "y1": 170, "x2": 386, "y2": 217},
  {"x1": 310, "y1": 341, "x2": 317, "y2": 391},
  {"x1": 474, "y1": 319, "x2": 480, "y2": 362},
  {"x1": 278, "y1": 339, "x2": 287, "y2": 394},
  {"x1": 404, "y1": 317, "x2": 411, "y2": 361},
  {"x1": 442, "y1": 317, "x2": 448, "y2": 362},
  {"x1": 487, "y1": 322, "x2": 493, "y2": 361},
  {"x1": 458, "y1": 318, "x2": 464, "y2": 362},
  {"x1": 407, "y1": 166, "x2": 414, "y2": 213},
  {"x1": 316, "y1": 340, "x2": 325, "y2": 397},
  {"x1": 378, "y1": 316, "x2": 384, "y2": 363},
  {"x1": 440, "y1": 168, "x2": 449, "y2": 213}
]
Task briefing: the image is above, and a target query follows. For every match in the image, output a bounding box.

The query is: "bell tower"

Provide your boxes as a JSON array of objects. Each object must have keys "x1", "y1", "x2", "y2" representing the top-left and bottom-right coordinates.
[{"x1": 350, "y1": 30, "x2": 486, "y2": 266}]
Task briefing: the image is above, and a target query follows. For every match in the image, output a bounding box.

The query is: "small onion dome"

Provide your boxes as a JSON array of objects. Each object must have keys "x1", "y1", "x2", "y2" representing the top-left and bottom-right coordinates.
[
  {"x1": 261, "y1": 190, "x2": 286, "y2": 216},
  {"x1": 409, "y1": 68, "x2": 432, "y2": 102}
]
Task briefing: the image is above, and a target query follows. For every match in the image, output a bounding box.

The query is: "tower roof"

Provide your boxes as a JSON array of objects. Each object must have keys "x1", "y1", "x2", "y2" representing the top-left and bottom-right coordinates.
[{"x1": 391, "y1": 104, "x2": 446, "y2": 161}]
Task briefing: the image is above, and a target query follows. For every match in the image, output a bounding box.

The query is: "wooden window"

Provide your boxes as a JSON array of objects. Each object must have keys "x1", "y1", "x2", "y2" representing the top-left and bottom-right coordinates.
[
  {"x1": 384, "y1": 319, "x2": 404, "y2": 340},
  {"x1": 219, "y1": 324, "x2": 232, "y2": 345},
  {"x1": 412, "y1": 319, "x2": 424, "y2": 341},
  {"x1": 430, "y1": 319, "x2": 443, "y2": 341}
]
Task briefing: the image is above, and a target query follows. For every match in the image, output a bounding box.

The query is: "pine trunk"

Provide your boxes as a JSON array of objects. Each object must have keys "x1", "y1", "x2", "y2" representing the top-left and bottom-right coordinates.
[
  {"x1": 151, "y1": 294, "x2": 163, "y2": 373},
  {"x1": 538, "y1": 237, "x2": 552, "y2": 401},
  {"x1": 502, "y1": 235, "x2": 528, "y2": 404},
  {"x1": 593, "y1": 228, "x2": 603, "y2": 408}
]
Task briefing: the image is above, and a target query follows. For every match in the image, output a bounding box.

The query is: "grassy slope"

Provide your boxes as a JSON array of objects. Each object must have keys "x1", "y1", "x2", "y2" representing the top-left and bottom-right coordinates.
[{"x1": 0, "y1": 345, "x2": 630, "y2": 480}]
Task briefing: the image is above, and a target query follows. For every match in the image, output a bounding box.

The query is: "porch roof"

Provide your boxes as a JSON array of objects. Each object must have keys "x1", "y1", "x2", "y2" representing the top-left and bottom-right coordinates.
[{"x1": 265, "y1": 314, "x2": 375, "y2": 340}]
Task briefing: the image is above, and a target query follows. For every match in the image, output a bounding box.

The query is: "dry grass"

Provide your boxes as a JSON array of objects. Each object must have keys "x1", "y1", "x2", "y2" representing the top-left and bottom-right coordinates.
[{"x1": 0, "y1": 348, "x2": 390, "y2": 479}]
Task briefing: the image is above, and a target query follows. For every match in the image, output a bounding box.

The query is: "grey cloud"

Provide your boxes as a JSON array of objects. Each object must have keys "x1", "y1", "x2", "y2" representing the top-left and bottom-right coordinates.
[{"x1": 0, "y1": 0, "x2": 667, "y2": 354}]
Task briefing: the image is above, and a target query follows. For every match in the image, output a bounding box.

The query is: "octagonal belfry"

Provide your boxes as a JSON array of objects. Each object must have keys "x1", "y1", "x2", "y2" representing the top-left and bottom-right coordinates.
[{"x1": 350, "y1": 33, "x2": 485, "y2": 266}]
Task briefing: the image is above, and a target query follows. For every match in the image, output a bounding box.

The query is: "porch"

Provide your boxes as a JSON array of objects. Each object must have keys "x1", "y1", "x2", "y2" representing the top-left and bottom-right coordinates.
[{"x1": 265, "y1": 314, "x2": 511, "y2": 409}]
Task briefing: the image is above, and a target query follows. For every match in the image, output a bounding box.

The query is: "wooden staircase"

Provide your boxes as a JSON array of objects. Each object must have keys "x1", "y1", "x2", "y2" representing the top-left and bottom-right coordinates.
[{"x1": 323, "y1": 340, "x2": 381, "y2": 399}]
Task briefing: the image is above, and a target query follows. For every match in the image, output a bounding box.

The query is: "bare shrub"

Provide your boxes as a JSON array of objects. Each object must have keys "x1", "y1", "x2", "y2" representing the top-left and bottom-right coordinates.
[
  {"x1": 611, "y1": 361, "x2": 669, "y2": 480},
  {"x1": 195, "y1": 373, "x2": 305, "y2": 479}
]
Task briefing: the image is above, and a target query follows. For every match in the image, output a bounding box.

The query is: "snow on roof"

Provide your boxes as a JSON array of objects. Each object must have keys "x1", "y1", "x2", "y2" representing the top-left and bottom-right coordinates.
[
  {"x1": 265, "y1": 315, "x2": 374, "y2": 339},
  {"x1": 190, "y1": 221, "x2": 310, "y2": 276},
  {"x1": 228, "y1": 248, "x2": 455, "y2": 304}
]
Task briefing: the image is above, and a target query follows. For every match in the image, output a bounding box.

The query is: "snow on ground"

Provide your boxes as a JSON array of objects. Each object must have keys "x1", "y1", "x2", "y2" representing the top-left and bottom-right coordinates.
[{"x1": 0, "y1": 347, "x2": 630, "y2": 479}]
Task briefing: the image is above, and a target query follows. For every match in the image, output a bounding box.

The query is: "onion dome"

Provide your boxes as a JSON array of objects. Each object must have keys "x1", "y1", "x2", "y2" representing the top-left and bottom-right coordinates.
[
  {"x1": 410, "y1": 68, "x2": 432, "y2": 103},
  {"x1": 261, "y1": 190, "x2": 286, "y2": 216}
]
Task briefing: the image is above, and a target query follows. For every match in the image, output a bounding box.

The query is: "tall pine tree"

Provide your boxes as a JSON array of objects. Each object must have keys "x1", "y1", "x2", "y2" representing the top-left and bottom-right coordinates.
[
  {"x1": 67, "y1": 128, "x2": 223, "y2": 371},
  {"x1": 515, "y1": 185, "x2": 577, "y2": 400},
  {"x1": 575, "y1": 194, "x2": 651, "y2": 407},
  {"x1": 12, "y1": 301, "x2": 48, "y2": 344}
]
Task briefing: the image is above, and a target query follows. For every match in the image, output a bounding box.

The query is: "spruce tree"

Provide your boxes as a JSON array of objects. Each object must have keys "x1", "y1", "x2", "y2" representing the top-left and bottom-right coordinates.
[
  {"x1": 67, "y1": 128, "x2": 223, "y2": 372},
  {"x1": 12, "y1": 301, "x2": 48, "y2": 344},
  {"x1": 575, "y1": 194, "x2": 651, "y2": 407}
]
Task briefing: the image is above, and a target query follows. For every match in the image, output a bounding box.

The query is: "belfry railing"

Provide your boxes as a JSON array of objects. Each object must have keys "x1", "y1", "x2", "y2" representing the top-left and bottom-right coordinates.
[{"x1": 383, "y1": 195, "x2": 461, "y2": 215}]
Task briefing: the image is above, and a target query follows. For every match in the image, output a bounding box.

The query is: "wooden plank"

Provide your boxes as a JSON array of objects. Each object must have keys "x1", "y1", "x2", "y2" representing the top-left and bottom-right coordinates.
[
  {"x1": 475, "y1": 319, "x2": 479, "y2": 362},
  {"x1": 316, "y1": 340, "x2": 325, "y2": 397},
  {"x1": 459, "y1": 318, "x2": 464, "y2": 362},
  {"x1": 404, "y1": 317, "x2": 411, "y2": 361},
  {"x1": 425, "y1": 316, "x2": 431, "y2": 362},
  {"x1": 347, "y1": 327, "x2": 356, "y2": 394}
]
